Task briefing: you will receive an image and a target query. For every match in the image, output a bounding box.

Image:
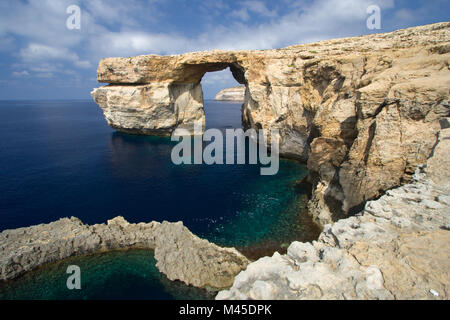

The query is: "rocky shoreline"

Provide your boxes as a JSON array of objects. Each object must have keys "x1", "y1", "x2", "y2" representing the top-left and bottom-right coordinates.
[
  {"x1": 0, "y1": 217, "x2": 249, "y2": 289},
  {"x1": 217, "y1": 124, "x2": 450, "y2": 300}
]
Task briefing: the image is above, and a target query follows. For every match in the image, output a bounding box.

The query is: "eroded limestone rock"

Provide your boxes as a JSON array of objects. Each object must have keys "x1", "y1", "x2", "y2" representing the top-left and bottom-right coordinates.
[
  {"x1": 91, "y1": 83, "x2": 205, "y2": 135},
  {"x1": 154, "y1": 221, "x2": 249, "y2": 289},
  {"x1": 216, "y1": 127, "x2": 450, "y2": 300},
  {"x1": 0, "y1": 217, "x2": 249, "y2": 289}
]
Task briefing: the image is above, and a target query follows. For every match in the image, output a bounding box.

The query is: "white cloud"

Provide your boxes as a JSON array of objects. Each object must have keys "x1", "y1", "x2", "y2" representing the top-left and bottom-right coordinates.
[
  {"x1": 197, "y1": 0, "x2": 396, "y2": 50},
  {"x1": 12, "y1": 70, "x2": 30, "y2": 77},
  {"x1": 19, "y1": 43, "x2": 91, "y2": 69},
  {"x1": 242, "y1": 1, "x2": 277, "y2": 18},
  {"x1": 35, "y1": 72, "x2": 54, "y2": 78},
  {"x1": 0, "y1": 0, "x2": 83, "y2": 47},
  {"x1": 0, "y1": 0, "x2": 152, "y2": 73},
  {"x1": 74, "y1": 60, "x2": 92, "y2": 69},
  {"x1": 230, "y1": 1, "x2": 277, "y2": 22},
  {"x1": 20, "y1": 43, "x2": 78, "y2": 61},
  {"x1": 231, "y1": 8, "x2": 250, "y2": 21},
  {"x1": 202, "y1": 69, "x2": 236, "y2": 85},
  {"x1": 84, "y1": 0, "x2": 160, "y2": 27},
  {"x1": 0, "y1": 0, "x2": 398, "y2": 66},
  {"x1": 89, "y1": 0, "x2": 397, "y2": 57},
  {"x1": 0, "y1": 35, "x2": 15, "y2": 52},
  {"x1": 28, "y1": 62, "x2": 63, "y2": 73},
  {"x1": 92, "y1": 31, "x2": 193, "y2": 57}
]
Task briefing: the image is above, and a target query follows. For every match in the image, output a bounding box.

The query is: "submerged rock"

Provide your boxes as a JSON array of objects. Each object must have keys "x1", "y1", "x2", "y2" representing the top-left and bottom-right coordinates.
[{"x1": 0, "y1": 217, "x2": 249, "y2": 289}]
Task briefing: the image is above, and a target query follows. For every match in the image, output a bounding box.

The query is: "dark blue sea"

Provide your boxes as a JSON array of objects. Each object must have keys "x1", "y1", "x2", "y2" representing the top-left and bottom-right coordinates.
[{"x1": 0, "y1": 99, "x2": 319, "y2": 299}]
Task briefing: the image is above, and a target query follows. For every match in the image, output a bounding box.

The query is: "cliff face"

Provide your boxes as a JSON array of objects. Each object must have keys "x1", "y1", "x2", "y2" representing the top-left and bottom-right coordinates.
[
  {"x1": 214, "y1": 86, "x2": 245, "y2": 101},
  {"x1": 91, "y1": 83, "x2": 204, "y2": 135},
  {"x1": 92, "y1": 22, "x2": 450, "y2": 225},
  {"x1": 217, "y1": 123, "x2": 450, "y2": 300}
]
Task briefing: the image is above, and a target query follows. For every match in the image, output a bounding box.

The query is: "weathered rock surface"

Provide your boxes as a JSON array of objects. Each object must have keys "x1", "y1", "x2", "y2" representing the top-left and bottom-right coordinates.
[
  {"x1": 217, "y1": 126, "x2": 450, "y2": 300},
  {"x1": 425, "y1": 118, "x2": 450, "y2": 190},
  {"x1": 214, "y1": 86, "x2": 245, "y2": 101},
  {"x1": 91, "y1": 83, "x2": 205, "y2": 135},
  {"x1": 154, "y1": 222, "x2": 250, "y2": 288},
  {"x1": 92, "y1": 22, "x2": 450, "y2": 225},
  {"x1": 0, "y1": 217, "x2": 249, "y2": 289}
]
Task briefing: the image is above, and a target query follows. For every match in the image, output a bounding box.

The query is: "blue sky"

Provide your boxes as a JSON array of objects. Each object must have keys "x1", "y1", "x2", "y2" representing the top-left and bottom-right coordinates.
[{"x1": 0, "y1": 0, "x2": 448, "y2": 100}]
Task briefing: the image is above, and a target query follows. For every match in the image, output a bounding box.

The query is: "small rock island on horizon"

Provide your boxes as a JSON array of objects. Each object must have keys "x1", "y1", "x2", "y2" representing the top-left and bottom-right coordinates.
[{"x1": 214, "y1": 86, "x2": 245, "y2": 101}]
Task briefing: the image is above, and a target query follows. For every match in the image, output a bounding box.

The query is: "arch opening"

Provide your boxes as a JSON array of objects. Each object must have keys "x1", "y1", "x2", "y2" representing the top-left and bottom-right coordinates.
[{"x1": 200, "y1": 66, "x2": 247, "y2": 131}]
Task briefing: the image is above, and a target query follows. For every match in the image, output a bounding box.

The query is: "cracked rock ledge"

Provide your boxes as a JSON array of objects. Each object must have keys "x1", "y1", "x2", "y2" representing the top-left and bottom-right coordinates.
[
  {"x1": 217, "y1": 125, "x2": 450, "y2": 300},
  {"x1": 0, "y1": 218, "x2": 249, "y2": 289}
]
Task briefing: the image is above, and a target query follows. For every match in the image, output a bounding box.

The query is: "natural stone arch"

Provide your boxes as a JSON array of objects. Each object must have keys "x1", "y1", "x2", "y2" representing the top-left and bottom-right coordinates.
[
  {"x1": 95, "y1": 53, "x2": 248, "y2": 84},
  {"x1": 92, "y1": 55, "x2": 249, "y2": 135},
  {"x1": 172, "y1": 61, "x2": 246, "y2": 85}
]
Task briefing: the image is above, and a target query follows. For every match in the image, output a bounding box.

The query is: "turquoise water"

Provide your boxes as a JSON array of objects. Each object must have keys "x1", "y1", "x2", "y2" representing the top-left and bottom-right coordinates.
[
  {"x1": 0, "y1": 100, "x2": 319, "y2": 299},
  {"x1": 0, "y1": 250, "x2": 215, "y2": 300},
  {"x1": 199, "y1": 159, "x2": 319, "y2": 258}
]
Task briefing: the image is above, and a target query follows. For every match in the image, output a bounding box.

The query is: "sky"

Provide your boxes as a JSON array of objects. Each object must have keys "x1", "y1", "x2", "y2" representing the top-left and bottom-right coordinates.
[{"x1": 0, "y1": 0, "x2": 448, "y2": 100}]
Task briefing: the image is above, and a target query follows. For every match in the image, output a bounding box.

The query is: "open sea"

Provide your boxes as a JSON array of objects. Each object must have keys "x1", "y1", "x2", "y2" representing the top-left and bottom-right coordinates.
[{"x1": 0, "y1": 99, "x2": 319, "y2": 299}]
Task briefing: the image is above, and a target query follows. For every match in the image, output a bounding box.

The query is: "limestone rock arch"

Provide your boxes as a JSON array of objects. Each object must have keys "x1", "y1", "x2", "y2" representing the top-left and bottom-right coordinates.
[{"x1": 92, "y1": 53, "x2": 248, "y2": 135}]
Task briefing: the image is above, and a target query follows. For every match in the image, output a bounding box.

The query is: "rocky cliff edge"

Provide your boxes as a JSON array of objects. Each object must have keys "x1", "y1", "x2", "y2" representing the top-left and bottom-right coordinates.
[{"x1": 217, "y1": 122, "x2": 450, "y2": 300}]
